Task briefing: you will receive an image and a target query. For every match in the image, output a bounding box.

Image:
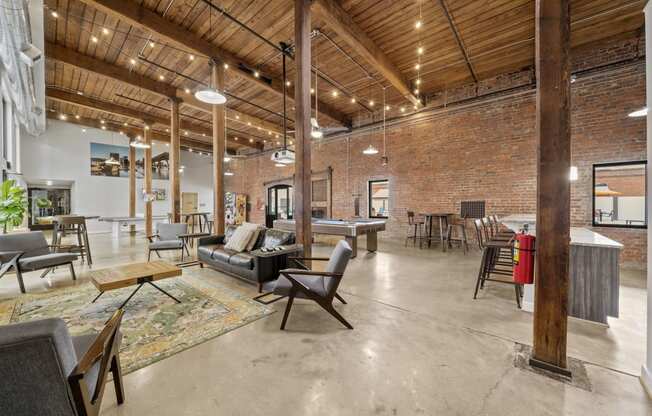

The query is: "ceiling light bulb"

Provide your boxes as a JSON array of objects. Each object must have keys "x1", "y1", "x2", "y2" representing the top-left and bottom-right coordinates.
[
  {"x1": 385, "y1": 105, "x2": 390, "y2": 111},
  {"x1": 224, "y1": 63, "x2": 229, "y2": 69},
  {"x1": 414, "y1": 105, "x2": 418, "y2": 110},
  {"x1": 400, "y1": 107, "x2": 405, "y2": 113},
  {"x1": 415, "y1": 78, "x2": 421, "y2": 85},
  {"x1": 628, "y1": 107, "x2": 648, "y2": 117},
  {"x1": 102, "y1": 28, "x2": 110, "y2": 35},
  {"x1": 184, "y1": 88, "x2": 190, "y2": 94},
  {"x1": 254, "y1": 71, "x2": 260, "y2": 78},
  {"x1": 123, "y1": 122, "x2": 128, "y2": 126},
  {"x1": 149, "y1": 41, "x2": 155, "y2": 48},
  {"x1": 286, "y1": 81, "x2": 291, "y2": 86},
  {"x1": 130, "y1": 58, "x2": 136, "y2": 65},
  {"x1": 189, "y1": 54, "x2": 195, "y2": 61},
  {"x1": 91, "y1": 36, "x2": 99, "y2": 43},
  {"x1": 159, "y1": 75, "x2": 165, "y2": 80},
  {"x1": 101, "y1": 126, "x2": 107, "y2": 130},
  {"x1": 415, "y1": 20, "x2": 422, "y2": 29},
  {"x1": 363, "y1": 145, "x2": 379, "y2": 155},
  {"x1": 415, "y1": 63, "x2": 421, "y2": 70},
  {"x1": 235, "y1": 115, "x2": 240, "y2": 119},
  {"x1": 75, "y1": 115, "x2": 80, "y2": 119},
  {"x1": 234, "y1": 137, "x2": 239, "y2": 141},
  {"x1": 351, "y1": 97, "x2": 356, "y2": 104},
  {"x1": 224, "y1": 156, "x2": 231, "y2": 162},
  {"x1": 51, "y1": 11, "x2": 59, "y2": 18},
  {"x1": 188, "y1": 148, "x2": 193, "y2": 152},
  {"x1": 267, "y1": 131, "x2": 272, "y2": 135},
  {"x1": 417, "y1": 46, "x2": 424, "y2": 55},
  {"x1": 77, "y1": 91, "x2": 84, "y2": 95},
  {"x1": 369, "y1": 100, "x2": 374, "y2": 107},
  {"x1": 165, "y1": 128, "x2": 169, "y2": 132},
  {"x1": 332, "y1": 90, "x2": 338, "y2": 97},
  {"x1": 247, "y1": 122, "x2": 251, "y2": 126},
  {"x1": 249, "y1": 138, "x2": 254, "y2": 143},
  {"x1": 310, "y1": 88, "x2": 315, "y2": 94},
  {"x1": 414, "y1": 89, "x2": 419, "y2": 94},
  {"x1": 100, "y1": 120, "x2": 105, "y2": 124},
  {"x1": 184, "y1": 131, "x2": 188, "y2": 136},
  {"x1": 144, "y1": 125, "x2": 150, "y2": 130},
  {"x1": 82, "y1": 128, "x2": 87, "y2": 133},
  {"x1": 59, "y1": 114, "x2": 67, "y2": 120}
]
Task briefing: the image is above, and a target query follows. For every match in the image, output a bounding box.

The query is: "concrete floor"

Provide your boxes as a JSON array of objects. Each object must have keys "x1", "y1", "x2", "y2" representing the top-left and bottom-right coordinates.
[{"x1": 0, "y1": 233, "x2": 650, "y2": 415}]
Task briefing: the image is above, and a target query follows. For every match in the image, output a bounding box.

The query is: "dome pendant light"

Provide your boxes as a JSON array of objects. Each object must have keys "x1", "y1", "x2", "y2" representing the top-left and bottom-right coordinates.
[{"x1": 195, "y1": 9, "x2": 226, "y2": 105}]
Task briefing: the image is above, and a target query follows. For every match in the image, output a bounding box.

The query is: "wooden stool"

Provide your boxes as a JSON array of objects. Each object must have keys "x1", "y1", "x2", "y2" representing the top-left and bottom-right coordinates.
[
  {"x1": 473, "y1": 239, "x2": 523, "y2": 308},
  {"x1": 405, "y1": 211, "x2": 425, "y2": 247},
  {"x1": 445, "y1": 219, "x2": 469, "y2": 254}
]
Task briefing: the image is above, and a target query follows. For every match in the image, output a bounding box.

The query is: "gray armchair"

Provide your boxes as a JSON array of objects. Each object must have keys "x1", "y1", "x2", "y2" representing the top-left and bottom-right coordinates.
[
  {"x1": 0, "y1": 231, "x2": 78, "y2": 293},
  {"x1": 256, "y1": 240, "x2": 354, "y2": 330},
  {"x1": 147, "y1": 223, "x2": 190, "y2": 261},
  {"x1": 0, "y1": 309, "x2": 125, "y2": 416}
]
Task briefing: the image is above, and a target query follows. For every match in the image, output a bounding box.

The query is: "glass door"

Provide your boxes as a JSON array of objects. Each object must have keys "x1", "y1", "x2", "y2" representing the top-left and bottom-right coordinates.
[{"x1": 266, "y1": 185, "x2": 293, "y2": 227}]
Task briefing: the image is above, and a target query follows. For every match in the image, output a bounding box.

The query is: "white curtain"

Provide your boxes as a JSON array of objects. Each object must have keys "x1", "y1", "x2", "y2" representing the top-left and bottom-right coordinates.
[{"x1": 0, "y1": 0, "x2": 44, "y2": 135}]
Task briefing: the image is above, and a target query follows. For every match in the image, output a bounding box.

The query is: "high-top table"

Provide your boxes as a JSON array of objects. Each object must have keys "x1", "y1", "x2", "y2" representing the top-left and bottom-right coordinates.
[
  {"x1": 500, "y1": 214, "x2": 623, "y2": 324},
  {"x1": 419, "y1": 213, "x2": 455, "y2": 251}
]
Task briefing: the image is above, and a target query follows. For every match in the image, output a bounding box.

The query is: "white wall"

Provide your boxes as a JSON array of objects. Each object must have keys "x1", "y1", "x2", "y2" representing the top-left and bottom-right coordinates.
[{"x1": 20, "y1": 119, "x2": 214, "y2": 233}]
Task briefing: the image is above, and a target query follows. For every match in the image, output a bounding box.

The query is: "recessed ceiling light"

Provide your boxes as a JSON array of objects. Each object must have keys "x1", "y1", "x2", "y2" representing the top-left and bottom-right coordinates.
[
  {"x1": 351, "y1": 97, "x2": 356, "y2": 104},
  {"x1": 149, "y1": 41, "x2": 155, "y2": 48},
  {"x1": 254, "y1": 71, "x2": 260, "y2": 78},
  {"x1": 369, "y1": 100, "x2": 375, "y2": 107},
  {"x1": 130, "y1": 58, "x2": 136, "y2": 65},
  {"x1": 189, "y1": 54, "x2": 195, "y2": 61},
  {"x1": 159, "y1": 75, "x2": 165, "y2": 80},
  {"x1": 332, "y1": 90, "x2": 338, "y2": 97},
  {"x1": 415, "y1": 63, "x2": 420, "y2": 70},
  {"x1": 91, "y1": 36, "x2": 98, "y2": 43},
  {"x1": 224, "y1": 63, "x2": 229, "y2": 69},
  {"x1": 417, "y1": 46, "x2": 424, "y2": 55}
]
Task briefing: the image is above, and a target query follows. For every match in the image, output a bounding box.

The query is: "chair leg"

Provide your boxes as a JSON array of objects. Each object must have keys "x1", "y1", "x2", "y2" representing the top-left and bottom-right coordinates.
[
  {"x1": 111, "y1": 354, "x2": 125, "y2": 405},
  {"x1": 280, "y1": 289, "x2": 296, "y2": 330},
  {"x1": 334, "y1": 292, "x2": 347, "y2": 304},
  {"x1": 69, "y1": 263, "x2": 76, "y2": 280},
  {"x1": 473, "y1": 248, "x2": 488, "y2": 299},
  {"x1": 180, "y1": 247, "x2": 184, "y2": 261},
  {"x1": 323, "y1": 302, "x2": 353, "y2": 329},
  {"x1": 16, "y1": 268, "x2": 25, "y2": 294},
  {"x1": 514, "y1": 284, "x2": 522, "y2": 309},
  {"x1": 155, "y1": 250, "x2": 161, "y2": 258},
  {"x1": 148, "y1": 250, "x2": 152, "y2": 262}
]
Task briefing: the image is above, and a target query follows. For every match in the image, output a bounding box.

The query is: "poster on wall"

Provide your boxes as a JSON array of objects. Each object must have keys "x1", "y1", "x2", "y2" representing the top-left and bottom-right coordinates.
[{"x1": 90, "y1": 142, "x2": 170, "y2": 179}]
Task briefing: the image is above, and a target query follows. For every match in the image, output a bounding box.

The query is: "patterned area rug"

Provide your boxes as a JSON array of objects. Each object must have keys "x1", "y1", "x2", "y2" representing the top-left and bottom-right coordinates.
[{"x1": 0, "y1": 269, "x2": 272, "y2": 374}]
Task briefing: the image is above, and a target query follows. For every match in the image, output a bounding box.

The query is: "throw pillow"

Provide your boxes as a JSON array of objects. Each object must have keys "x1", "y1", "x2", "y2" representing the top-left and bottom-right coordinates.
[
  {"x1": 245, "y1": 225, "x2": 265, "y2": 252},
  {"x1": 224, "y1": 225, "x2": 256, "y2": 252}
]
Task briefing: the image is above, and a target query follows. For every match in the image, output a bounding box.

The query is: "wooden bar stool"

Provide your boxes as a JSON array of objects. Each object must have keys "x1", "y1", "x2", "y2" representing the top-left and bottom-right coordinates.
[
  {"x1": 473, "y1": 239, "x2": 523, "y2": 308},
  {"x1": 52, "y1": 215, "x2": 93, "y2": 265},
  {"x1": 405, "y1": 211, "x2": 425, "y2": 247},
  {"x1": 445, "y1": 217, "x2": 469, "y2": 254}
]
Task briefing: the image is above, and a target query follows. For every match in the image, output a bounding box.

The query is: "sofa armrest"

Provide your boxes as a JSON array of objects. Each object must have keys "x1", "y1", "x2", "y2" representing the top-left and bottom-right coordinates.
[
  {"x1": 198, "y1": 235, "x2": 226, "y2": 246},
  {"x1": 250, "y1": 244, "x2": 303, "y2": 258}
]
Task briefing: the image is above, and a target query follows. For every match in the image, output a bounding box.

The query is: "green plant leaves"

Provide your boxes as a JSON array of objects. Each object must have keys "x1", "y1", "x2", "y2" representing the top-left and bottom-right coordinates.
[{"x1": 0, "y1": 180, "x2": 27, "y2": 232}]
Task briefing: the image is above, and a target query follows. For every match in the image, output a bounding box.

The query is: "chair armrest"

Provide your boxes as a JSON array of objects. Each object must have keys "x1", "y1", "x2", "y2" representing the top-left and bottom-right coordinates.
[
  {"x1": 198, "y1": 235, "x2": 225, "y2": 246},
  {"x1": 178, "y1": 232, "x2": 210, "y2": 239},
  {"x1": 0, "y1": 250, "x2": 24, "y2": 265},
  {"x1": 280, "y1": 269, "x2": 343, "y2": 278},
  {"x1": 145, "y1": 234, "x2": 159, "y2": 243},
  {"x1": 70, "y1": 309, "x2": 124, "y2": 377}
]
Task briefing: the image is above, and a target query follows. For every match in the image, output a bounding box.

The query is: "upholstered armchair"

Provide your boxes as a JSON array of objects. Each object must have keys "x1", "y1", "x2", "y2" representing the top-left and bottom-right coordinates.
[
  {"x1": 0, "y1": 309, "x2": 125, "y2": 416},
  {"x1": 147, "y1": 223, "x2": 190, "y2": 261},
  {"x1": 0, "y1": 231, "x2": 78, "y2": 293}
]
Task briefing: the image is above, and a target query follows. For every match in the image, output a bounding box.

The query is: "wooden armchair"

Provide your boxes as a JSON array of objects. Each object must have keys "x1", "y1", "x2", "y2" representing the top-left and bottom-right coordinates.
[{"x1": 255, "y1": 240, "x2": 354, "y2": 330}]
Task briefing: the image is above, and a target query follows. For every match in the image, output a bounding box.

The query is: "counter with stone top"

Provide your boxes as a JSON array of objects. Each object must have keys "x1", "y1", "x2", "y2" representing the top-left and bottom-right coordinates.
[{"x1": 499, "y1": 214, "x2": 622, "y2": 324}]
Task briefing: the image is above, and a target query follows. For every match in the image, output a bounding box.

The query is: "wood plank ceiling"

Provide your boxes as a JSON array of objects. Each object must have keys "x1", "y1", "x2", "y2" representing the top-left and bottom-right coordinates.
[{"x1": 44, "y1": 0, "x2": 645, "y2": 153}]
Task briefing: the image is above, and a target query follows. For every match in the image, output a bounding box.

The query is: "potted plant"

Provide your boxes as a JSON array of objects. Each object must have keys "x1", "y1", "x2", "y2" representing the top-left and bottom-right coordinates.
[
  {"x1": 0, "y1": 179, "x2": 27, "y2": 233},
  {"x1": 35, "y1": 196, "x2": 52, "y2": 217}
]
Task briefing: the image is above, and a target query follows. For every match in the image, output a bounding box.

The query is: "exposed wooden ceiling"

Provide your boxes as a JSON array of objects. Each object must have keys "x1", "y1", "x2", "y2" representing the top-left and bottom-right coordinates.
[{"x1": 44, "y1": 0, "x2": 645, "y2": 152}]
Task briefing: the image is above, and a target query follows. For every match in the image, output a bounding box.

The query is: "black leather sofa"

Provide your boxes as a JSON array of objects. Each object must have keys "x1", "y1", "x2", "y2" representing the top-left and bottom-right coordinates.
[{"x1": 197, "y1": 225, "x2": 302, "y2": 291}]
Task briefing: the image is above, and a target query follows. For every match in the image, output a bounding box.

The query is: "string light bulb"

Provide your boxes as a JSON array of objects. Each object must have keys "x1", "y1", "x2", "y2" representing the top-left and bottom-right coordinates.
[
  {"x1": 415, "y1": 63, "x2": 420, "y2": 70},
  {"x1": 51, "y1": 11, "x2": 59, "y2": 18},
  {"x1": 149, "y1": 41, "x2": 155, "y2": 48},
  {"x1": 417, "y1": 46, "x2": 424, "y2": 55},
  {"x1": 310, "y1": 88, "x2": 315, "y2": 94},
  {"x1": 332, "y1": 90, "x2": 339, "y2": 97},
  {"x1": 415, "y1": 20, "x2": 422, "y2": 29},
  {"x1": 102, "y1": 28, "x2": 110, "y2": 35},
  {"x1": 254, "y1": 71, "x2": 260, "y2": 78},
  {"x1": 189, "y1": 54, "x2": 195, "y2": 61},
  {"x1": 91, "y1": 36, "x2": 99, "y2": 43},
  {"x1": 351, "y1": 97, "x2": 356, "y2": 104},
  {"x1": 130, "y1": 58, "x2": 136, "y2": 66},
  {"x1": 369, "y1": 100, "x2": 375, "y2": 107},
  {"x1": 415, "y1": 78, "x2": 421, "y2": 85},
  {"x1": 224, "y1": 63, "x2": 229, "y2": 69}
]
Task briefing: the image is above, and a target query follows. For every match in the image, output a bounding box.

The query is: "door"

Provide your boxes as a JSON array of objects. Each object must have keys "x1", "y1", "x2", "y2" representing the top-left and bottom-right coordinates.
[{"x1": 266, "y1": 185, "x2": 293, "y2": 228}]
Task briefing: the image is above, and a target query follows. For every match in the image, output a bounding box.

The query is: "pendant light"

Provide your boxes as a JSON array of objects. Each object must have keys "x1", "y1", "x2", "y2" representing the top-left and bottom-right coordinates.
[
  {"x1": 272, "y1": 43, "x2": 294, "y2": 167},
  {"x1": 311, "y1": 48, "x2": 323, "y2": 139},
  {"x1": 195, "y1": 8, "x2": 226, "y2": 105},
  {"x1": 363, "y1": 145, "x2": 379, "y2": 155},
  {"x1": 130, "y1": 133, "x2": 150, "y2": 149}
]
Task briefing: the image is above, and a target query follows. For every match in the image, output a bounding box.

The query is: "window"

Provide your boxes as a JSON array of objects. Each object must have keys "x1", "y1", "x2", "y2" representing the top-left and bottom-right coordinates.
[
  {"x1": 592, "y1": 161, "x2": 647, "y2": 228},
  {"x1": 368, "y1": 180, "x2": 389, "y2": 218}
]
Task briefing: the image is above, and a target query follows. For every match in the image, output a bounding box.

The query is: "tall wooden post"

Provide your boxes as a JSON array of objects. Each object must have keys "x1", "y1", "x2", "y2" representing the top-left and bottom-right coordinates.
[
  {"x1": 128, "y1": 140, "x2": 136, "y2": 234},
  {"x1": 144, "y1": 125, "x2": 153, "y2": 236},
  {"x1": 530, "y1": 0, "x2": 571, "y2": 376},
  {"x1": 294, "y1": 0, "x2": 312, "y2": 259},
  {"x1": 212, "y1": 61, "x2": 226, "y2": 235},
  {"x1": 169, "y1": 97, "x2": 181, "y2": 223}
]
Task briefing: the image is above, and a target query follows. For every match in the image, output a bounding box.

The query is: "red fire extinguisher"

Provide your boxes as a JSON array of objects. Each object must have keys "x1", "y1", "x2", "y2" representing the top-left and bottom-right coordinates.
[{"x1": 513, "y1": 233, "x2": 535, "y2": 284}]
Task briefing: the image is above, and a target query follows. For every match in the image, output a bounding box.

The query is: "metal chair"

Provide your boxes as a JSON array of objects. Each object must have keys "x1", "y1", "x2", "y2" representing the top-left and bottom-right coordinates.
[
  {"x1": 146, "y1": 223, "x2": 190, "y2": 261},
  {"x1": 445, "y1": 217, "x2": 469, "y2": 254},
  {"x1": 255, "y1": 240, "x2": 354, "y2": 330}
]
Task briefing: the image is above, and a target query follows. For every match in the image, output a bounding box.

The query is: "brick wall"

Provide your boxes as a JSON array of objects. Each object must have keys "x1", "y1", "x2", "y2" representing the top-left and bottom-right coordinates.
[{"x1": 226, "y1": 36, "x2": 647, "y2": 268}]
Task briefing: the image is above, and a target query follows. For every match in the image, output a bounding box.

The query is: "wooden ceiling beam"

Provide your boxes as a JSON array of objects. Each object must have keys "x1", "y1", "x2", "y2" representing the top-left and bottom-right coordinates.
[
  {"x1": 45, "y1": 87, "x2": 263, "y2": 150},
  {"x1": 77, "y1": 0, "x2": 351, "y2": 127},
  {"x1": 436, "y1": 0, "x2": 478, "y2": 83},
  {"x1": 312, "y1": 0, "x2": 421, "y2": 107}
]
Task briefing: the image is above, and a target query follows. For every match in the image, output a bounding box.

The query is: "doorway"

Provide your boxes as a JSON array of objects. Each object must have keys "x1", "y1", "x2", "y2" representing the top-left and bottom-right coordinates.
[{"x1": 266, "y1": 185, "x2": 293, "y2": 228}]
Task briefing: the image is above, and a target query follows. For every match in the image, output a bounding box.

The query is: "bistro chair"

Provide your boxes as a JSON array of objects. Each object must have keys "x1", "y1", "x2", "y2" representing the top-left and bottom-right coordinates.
[
  {"x1": 405, "y1": 211, "x2": 425, "y2": 247},
  {"x1": 255, "y1": 240, "x2": 354, "y2": 330},
  {"x1": 445, "y1": 217, "x2": 469, "y2": 254}
]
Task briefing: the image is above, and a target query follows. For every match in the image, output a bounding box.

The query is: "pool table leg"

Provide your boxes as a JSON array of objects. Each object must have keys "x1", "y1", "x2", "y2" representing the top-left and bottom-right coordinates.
[
  {"x1": 366, "y1": 232, "x2": 378, "y2": 253},
  {"x1": 345, "y1": 236, "x2": 358, "y2": 258}
]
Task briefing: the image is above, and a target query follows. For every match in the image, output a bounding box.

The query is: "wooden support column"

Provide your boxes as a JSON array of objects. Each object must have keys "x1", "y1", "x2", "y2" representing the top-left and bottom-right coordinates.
[
  {"x1": 531, "y1": 0, "x2": 571, "y2": 375},
  {"x1": 294, "y1": 0, "x2": 312, "y2": 259},
  {"x1": 169, "y1": 98, "x2": 181, "y2": 223},
  {"x1": 212, "y1": 61, "x2": 226, "y2": 235},
  {"x1": 128, "y1": 142, "x2": 136, "y2": 234},
  {"x1": 144, "y1": 125, "x2": 153, "y2": 236}
]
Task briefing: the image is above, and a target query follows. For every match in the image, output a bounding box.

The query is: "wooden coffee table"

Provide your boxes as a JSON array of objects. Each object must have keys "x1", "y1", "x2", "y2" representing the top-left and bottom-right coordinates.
[{"x1": 89, "y1": 261, "x2": 182, "y2": 309}]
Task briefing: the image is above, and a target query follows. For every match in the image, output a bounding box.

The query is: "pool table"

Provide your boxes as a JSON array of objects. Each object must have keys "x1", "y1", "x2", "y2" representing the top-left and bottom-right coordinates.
[{"x1": 273, "y1": 218, "x2": 386, "y2": 258}]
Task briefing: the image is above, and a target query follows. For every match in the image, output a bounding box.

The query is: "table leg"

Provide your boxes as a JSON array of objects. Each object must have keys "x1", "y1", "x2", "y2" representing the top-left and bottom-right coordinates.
[
  {"x1": 439, "y1": 217, "x2": 446, "y2": 252},
  {"x1": 345, "y1": 236, "x2": 358, "y2": 258},
  {"x1": 118, "y1": 283, "x2": 144, "y2": 309},
  {"x1": 92, "y1": 291, "x2": 105, "y2": 303},
  {"x1": 428, "y1": 216, "x2": 433, "y2": 248},
  {"x1": 112, "y1": 222, "x2": 120, "y2": 239},
  {"x1": 366, "y1": 232, "x2": 378, "y2": 252},
  {"x1": 147, "y1": 281, "x2": 182, "y2": 303}
]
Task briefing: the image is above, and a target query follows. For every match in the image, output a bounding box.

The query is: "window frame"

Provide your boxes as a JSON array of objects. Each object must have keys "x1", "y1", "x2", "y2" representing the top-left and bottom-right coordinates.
[
  {"x1": 368, "y1": 179, "x2": 389, "y2": 219},
  {"x1": 591, "y1": 160, "x2": 647, "y2": 229}
]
